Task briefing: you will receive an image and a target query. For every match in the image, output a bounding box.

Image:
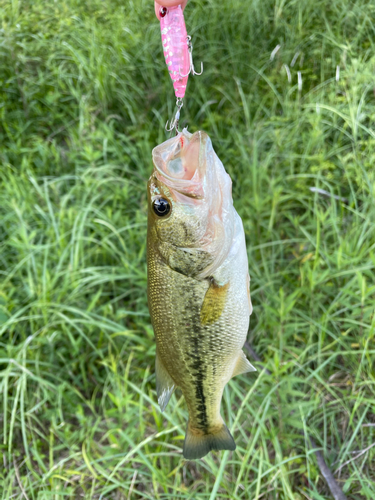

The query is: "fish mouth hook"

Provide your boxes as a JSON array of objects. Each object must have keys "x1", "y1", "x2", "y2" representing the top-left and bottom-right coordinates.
[
  {"x1": 165, "y1": 98, "x2": 184, "y2": 135},
  {"x1": 179, "y1": 36, "x2": 204, "y2": 78}
]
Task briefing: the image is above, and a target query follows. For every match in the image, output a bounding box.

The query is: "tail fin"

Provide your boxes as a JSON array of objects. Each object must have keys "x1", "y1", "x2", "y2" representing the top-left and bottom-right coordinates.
[{"x1": 183, "y1": 421, "x2": 236, "y2": 460}]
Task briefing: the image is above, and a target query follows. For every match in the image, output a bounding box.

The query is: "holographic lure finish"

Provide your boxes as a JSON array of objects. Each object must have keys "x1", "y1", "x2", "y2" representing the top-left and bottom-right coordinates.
[{"x1": 160, "y1": 5, "x2": 190, "y2": 99}]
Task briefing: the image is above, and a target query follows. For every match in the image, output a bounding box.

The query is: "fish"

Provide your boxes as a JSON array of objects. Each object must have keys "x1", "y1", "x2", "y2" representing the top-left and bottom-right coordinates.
[{"x1": 147, "y1": 129, "x2": 255, "y2": 460}]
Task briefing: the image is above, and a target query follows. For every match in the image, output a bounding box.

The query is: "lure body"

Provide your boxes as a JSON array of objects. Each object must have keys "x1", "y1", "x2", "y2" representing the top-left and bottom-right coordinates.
[
  {"x1": 147, "y1": 130, "x2": 256, "y2": 460},
  {"x1": 160, "y1": 5, "x2": 190, "y2": 98}
]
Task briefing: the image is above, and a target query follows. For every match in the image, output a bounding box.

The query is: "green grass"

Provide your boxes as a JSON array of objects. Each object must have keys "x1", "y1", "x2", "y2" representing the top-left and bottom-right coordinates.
[{"x1": 1, "y1": 0, "x2": 375, "y2": 498}]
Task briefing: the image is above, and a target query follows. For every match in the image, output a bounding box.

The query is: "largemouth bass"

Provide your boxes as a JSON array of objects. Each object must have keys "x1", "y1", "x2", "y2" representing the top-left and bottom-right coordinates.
[{"x1": 147, "y1": 129, "x2": 255, "y2": 460}]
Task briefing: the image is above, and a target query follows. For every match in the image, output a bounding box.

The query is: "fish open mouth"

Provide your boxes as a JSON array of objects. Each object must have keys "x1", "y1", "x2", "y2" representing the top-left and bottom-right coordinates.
[{"x1": 152, "y1": 129, "x2": 208, "y2": 199}]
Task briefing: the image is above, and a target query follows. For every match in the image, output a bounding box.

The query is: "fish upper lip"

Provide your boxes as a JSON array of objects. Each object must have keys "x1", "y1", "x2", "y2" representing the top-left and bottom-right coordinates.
[
  {"x1": 153, "y1": 166, "x2": 195, "y2": 186},
  {"x1": 152, "y1": 161, "x2": 204, "y2": 200},
  {"x1": 149, "y1": 172, "x2": 203, "y2": 200},
  {"x1": 152, "y1": 158, "x2": 200, "y2": 185},
  {"x1": 172, "y1": 188, "x2": 203, "y2": 199}
]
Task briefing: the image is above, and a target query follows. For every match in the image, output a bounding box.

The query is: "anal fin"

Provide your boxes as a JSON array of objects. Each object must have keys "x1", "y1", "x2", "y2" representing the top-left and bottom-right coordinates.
[
  {"x1": 155, "y1": 353, "x2": 175, "y2": 412},
  {"x1": 231, "y1": 350, "x2": 256, "y2": 378}
]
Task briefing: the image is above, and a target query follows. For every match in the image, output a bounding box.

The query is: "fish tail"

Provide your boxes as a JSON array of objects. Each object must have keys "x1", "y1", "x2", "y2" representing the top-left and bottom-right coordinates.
[{"x1": 183, "y1": 421, "x2": 236, "y2": 460}]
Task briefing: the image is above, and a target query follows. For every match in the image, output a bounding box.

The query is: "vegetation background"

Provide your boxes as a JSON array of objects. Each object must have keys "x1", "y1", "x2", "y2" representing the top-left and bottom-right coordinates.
[{"x1": 1, "y1": 0, "x2": 375, "y2": 498}]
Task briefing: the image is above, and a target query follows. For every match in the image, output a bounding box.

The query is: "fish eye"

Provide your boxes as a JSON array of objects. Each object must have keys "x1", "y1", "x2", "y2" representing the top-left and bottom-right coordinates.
[{"x1": 153, "y1": 197, "x2": 171, "y2": 217}]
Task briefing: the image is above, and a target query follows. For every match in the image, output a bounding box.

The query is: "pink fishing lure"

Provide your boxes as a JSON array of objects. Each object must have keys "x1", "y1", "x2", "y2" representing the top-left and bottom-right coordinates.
[{"x1": 159, "y1": 5, "x2": 190, "y2": 99}]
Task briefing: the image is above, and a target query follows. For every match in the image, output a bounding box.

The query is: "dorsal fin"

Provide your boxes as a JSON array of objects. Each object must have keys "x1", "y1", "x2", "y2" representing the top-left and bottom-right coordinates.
[
  {"x1": 231, "y1": 350, "x2": 256, "y2": 378},
  {"x1": 155, "y1": 353, "x2": 175, "y2": 412}
]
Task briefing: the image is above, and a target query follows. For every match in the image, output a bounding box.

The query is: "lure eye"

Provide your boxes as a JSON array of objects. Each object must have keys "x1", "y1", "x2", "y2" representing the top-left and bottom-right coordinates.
[
  {"x1": 159, "y1": 7, "x2": 168, "y2": 17},
  {"x1": 153, "y1": 198, "x2": 171, "y2": 217}
]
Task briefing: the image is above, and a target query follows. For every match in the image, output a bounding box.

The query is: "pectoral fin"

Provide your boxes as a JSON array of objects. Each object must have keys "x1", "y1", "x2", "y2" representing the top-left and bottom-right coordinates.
[
  {"x1": 155, "y1": 353, "x2": 175, "y2": 412},
  {"x1": 231, "y1": 350, "x2": 256, "y2": 378},
  {"x1": 200, "y1": 280, "x2": 230, "y2": 325}
]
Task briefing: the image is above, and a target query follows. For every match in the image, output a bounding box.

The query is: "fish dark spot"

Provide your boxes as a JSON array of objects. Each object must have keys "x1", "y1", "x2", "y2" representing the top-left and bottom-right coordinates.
[
  {"x1": 189, "y1": 334, "x2": 208, "y2": 429},
  {"x1": 182, "y1": 222, "x2": 190, "y2": 240}
]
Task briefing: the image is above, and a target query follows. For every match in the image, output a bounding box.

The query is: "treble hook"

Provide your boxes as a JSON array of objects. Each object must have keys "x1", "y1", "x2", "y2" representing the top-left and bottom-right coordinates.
[
  {"x1": 165, "y1": 98, "x2": 184, "y2": 135},
  {"x1": 179, "y1": 36, "x2": 204, "y2": 78}
]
